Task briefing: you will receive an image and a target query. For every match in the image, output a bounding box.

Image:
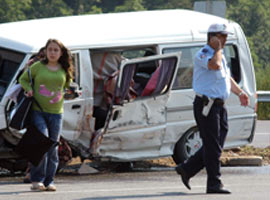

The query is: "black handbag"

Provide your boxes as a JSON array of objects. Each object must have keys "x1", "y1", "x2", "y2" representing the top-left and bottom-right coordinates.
[
  {"x1": 9, "y1": 69, "x2": 42, "y2": 130},
  {"x1": 9, "y1": 93, "x2": 33, "y2": 130},
  {"x1": 14, "y1": 125, "x2": 57, "y2": 166}
]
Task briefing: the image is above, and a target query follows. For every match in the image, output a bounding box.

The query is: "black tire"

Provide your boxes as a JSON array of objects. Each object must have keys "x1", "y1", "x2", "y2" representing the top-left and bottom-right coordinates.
[{"x1": 172, "y1": 127, "x2": 202, "y2": 164}]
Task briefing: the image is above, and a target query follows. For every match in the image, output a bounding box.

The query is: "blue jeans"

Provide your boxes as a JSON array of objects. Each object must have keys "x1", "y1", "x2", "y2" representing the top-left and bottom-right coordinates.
[{"x1": 30, "y1": 110, "x2": 62, "y2": 186}]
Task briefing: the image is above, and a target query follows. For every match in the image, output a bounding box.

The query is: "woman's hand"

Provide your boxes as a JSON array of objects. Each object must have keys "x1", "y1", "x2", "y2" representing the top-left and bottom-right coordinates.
[{"x1": 25, "y1": 90, "x2": 33, "y2": 97}]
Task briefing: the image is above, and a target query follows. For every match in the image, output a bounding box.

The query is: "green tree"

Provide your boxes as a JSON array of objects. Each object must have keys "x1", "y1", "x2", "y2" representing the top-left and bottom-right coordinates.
[
  {"x1": 0, "y1": 0, "x2": 31, "y2": 23},
  {"x1": 227, "y1": 0, "x2": 270, "y2": 119},
  {"x1": 96, "y1": 0, "x2": 125, "y2": 13},
  {"x1": 25, "y1": 0, "x2": 73, "y2": 19},
  {"x1": 256, "y1": 67, "x2": 270, "y2": 119},
  {"x1": 115, "y1": 0, "x2": 145, "y2": 12},
  {"x1": 143, "y1": 0, "x2": 192, "y2": 10},
  {"x1": 63, "y1": 0, "x2": 103, "y2": 14},
  {"x1": 227, "y1": 0, "x2": 270, "y2": 72},
  {"x1": 63, "y1": 0, "x2": 87, "y2": 15}
]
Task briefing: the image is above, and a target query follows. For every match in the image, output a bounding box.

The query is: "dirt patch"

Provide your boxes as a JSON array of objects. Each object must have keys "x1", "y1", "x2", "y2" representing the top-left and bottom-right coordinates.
[
  {"x1": 225, "y1": 146, "x2": 270, "y2": 165},
  {"x1": 2, "y1": 146, "x2": 269, "y2": 177},
  {"x1": 60, "y1": 146, "x2": 270, "y2": 173},
  {"x1": 141, "y1": 146, "x2": 270, "y2": 168}
]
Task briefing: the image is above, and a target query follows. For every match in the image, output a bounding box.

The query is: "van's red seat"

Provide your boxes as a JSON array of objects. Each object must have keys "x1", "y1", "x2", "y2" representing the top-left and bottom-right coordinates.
[{"x1": 141, "y1": 66, "x2": 161, "y2": 96}]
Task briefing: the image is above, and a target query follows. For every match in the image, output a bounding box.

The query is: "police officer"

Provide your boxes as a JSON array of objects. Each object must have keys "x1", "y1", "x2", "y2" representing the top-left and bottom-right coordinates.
[{"x1": 175, "y1": 23, "x2": 249, "y2": 194}]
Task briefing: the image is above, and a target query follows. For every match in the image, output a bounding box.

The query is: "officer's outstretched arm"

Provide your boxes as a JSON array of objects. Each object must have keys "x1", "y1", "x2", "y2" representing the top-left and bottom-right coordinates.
[{"x1": 230, "y1": 77, "x2": 249, "y2": 106}]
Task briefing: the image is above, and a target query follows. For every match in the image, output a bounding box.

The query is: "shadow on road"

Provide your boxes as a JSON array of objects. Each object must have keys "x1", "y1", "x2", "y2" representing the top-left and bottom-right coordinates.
[{"x1": 74, "y1": 191, "x2": 206, "y2": 200}]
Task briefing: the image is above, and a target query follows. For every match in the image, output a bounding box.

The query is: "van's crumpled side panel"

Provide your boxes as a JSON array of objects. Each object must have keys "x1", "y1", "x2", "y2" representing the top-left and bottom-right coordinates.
[
  {"x1": 96, "y1": 95, "x2": 169, "y2": 161},
  {"x1": 109, "y1": 97, "x2": 167, "y2": 130}
]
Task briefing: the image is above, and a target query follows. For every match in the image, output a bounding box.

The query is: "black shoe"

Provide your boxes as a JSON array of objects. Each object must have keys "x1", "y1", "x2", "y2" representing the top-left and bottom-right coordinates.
[
  {"x1": 207, "y1": 186, "x2": 231, "y2": 194},
  {"x1": 175, "y1": 165, "x2": 191, "y2": 190}
]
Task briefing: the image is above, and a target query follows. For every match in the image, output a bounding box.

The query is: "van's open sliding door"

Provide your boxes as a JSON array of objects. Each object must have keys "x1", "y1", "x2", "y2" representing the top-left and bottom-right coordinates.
[{"x1": 93, "y1": 53, "x2": 181, "y2": 160}]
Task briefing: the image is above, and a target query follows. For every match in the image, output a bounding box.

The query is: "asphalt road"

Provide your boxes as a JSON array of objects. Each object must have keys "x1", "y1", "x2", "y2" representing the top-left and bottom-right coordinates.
[
  {"x1": 1, "y1": 166, "x2": 270, "y2": 200},
  {"x1": 251, "y1": 120, "x2": 270, "y2": 148}
]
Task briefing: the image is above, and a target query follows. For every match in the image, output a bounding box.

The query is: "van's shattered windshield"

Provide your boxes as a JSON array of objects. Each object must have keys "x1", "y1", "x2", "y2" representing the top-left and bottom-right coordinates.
[{"x1": 0, "y1": 48, "x2": 25, "y2": 101}]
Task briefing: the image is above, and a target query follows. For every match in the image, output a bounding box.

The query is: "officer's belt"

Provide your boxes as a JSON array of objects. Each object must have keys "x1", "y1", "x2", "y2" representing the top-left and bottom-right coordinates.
[{"x1": 196, "y1": 93, "x2": 224, "y2": 106}]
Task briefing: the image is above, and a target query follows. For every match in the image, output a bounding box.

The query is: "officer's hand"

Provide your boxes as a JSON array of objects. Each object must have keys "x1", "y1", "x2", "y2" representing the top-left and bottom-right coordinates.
[
  {"x1": 209, "y1": 36, "x2": 222, "y2": 51},
  {"x1": 239, "y1": 92, "x2": 249, "y2": 106}
]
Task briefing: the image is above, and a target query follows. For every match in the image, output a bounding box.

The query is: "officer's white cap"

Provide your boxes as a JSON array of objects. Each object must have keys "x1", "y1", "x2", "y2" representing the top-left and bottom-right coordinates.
[{"x1": 207, "y1": 23, "x2": 233, "y2": 35}]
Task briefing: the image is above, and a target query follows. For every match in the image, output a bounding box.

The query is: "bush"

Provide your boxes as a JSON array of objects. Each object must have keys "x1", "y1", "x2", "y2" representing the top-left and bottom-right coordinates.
[{"x1": 256, "y1": 66, "x2": 270, "y2": 120}]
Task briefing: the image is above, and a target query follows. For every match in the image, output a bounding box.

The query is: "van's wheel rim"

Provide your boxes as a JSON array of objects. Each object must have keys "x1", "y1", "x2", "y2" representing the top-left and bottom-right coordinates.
[{"x1": 184, "y1": 130, "x2": 202, "y2": 157}]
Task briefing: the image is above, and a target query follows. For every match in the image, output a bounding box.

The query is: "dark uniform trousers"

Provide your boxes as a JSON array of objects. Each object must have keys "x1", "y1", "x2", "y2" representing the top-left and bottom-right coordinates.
[{"x1": 182, "y1": 96, "x2": 228, "y2": 188}]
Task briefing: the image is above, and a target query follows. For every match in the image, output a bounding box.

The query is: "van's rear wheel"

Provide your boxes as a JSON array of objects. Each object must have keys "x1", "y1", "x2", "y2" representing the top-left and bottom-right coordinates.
[{"x1": 172, "y1": 127, "x2": 202, "y2": 164}]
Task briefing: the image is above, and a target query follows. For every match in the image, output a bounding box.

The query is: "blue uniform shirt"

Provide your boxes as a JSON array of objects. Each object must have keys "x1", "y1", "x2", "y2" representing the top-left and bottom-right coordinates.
[{"x1": 193, "y1": 44, "x2": 231, "y2": 100}]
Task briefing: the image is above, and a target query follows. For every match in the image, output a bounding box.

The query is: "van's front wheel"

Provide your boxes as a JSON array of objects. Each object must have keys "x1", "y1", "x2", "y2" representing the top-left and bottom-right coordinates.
[{"x1": 172, "y1": 127, "x2": 202, "y2": 164}]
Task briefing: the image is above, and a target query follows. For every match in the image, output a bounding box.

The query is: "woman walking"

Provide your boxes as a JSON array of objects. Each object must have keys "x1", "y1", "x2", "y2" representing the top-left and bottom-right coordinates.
[{"x1": 19, "y1": 39, "x2": 73, "y2": 191}]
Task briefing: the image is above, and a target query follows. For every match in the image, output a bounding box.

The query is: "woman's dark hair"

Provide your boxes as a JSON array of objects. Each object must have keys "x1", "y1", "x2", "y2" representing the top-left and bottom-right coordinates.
[{"x1": 42, "y1": 39, "x2": 74, "y2": 81}]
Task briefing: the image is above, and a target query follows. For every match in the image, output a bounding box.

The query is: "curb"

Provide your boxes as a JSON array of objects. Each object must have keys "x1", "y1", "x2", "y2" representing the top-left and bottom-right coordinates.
[{"x1": 221, "y1": 156, "x2": 263, "y2": 166}]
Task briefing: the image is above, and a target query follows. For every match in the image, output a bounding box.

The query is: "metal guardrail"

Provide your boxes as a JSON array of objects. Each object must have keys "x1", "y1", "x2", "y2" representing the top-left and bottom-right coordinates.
[{"x1": 257, "y1": 90, "x2": 270, "y2": 102}]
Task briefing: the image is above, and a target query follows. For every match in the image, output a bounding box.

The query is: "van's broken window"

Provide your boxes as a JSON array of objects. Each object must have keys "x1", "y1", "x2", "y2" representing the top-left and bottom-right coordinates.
[
  {"x1": 224, "y1": 44, "x2": 241, "y2": 83},
  {"x1": 115, "y1": 55, "x2": 178, "y2": 105},
  {"x1": 64, "y1": 52, "x2": 81, "y2": 100},
  {"x1": 90, "y1": 47, "x2": 157, "y2": 108},
  {"x1": 0, "y1": 48, "x2": 25, "y2": 101},
  {"x1": 163, "y1": 46, "x2": 200, "y2": 89},
  {"x1": 72, "y1": 53, "x2": 80, "y2": 86}
]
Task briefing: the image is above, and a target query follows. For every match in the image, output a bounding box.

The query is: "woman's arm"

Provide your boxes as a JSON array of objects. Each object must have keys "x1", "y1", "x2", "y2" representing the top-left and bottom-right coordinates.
[
  {"x1": 19, "y1": 69, "x2": 33, "y2": 97},
  {"x1": 19, "y1": 63, "x2": 39, "y2": 97}
]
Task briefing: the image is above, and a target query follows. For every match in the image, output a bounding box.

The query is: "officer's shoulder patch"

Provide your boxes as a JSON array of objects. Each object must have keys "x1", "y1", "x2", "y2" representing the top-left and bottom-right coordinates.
[
  {"x1": 198, "y1": 48, "x2": 208, "y2": 59},
  {"x1": 199, "y1": 48, "x2": 208, "y2": 59},
  {"x1": 202, "y1": 48, "x2": 208, "y2": 53}
]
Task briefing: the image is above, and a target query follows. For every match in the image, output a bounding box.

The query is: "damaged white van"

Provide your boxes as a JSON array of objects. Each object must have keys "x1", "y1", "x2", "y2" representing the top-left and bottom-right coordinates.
[{"x1": 0, "y1": 9, "x2": 257, "y2": 171}]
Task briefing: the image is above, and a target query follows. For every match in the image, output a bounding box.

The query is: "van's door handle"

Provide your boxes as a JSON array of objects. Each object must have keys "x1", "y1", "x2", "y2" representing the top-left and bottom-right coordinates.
[
  {"x1": 113, "y1": 110, "x2": 120, "y2": 121},
  {"x1": 72, "y1": 104, "x2": 81, "y2": 109}
]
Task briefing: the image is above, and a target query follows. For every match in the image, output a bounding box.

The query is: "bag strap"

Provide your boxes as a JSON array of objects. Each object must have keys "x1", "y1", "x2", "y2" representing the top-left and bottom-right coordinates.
[
  {"x1": 27, "y1": 68, "x2": 43, "y2": 112},
  {"x1": 28, "y1": 68, "x2": 33, "y2": 89}
]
